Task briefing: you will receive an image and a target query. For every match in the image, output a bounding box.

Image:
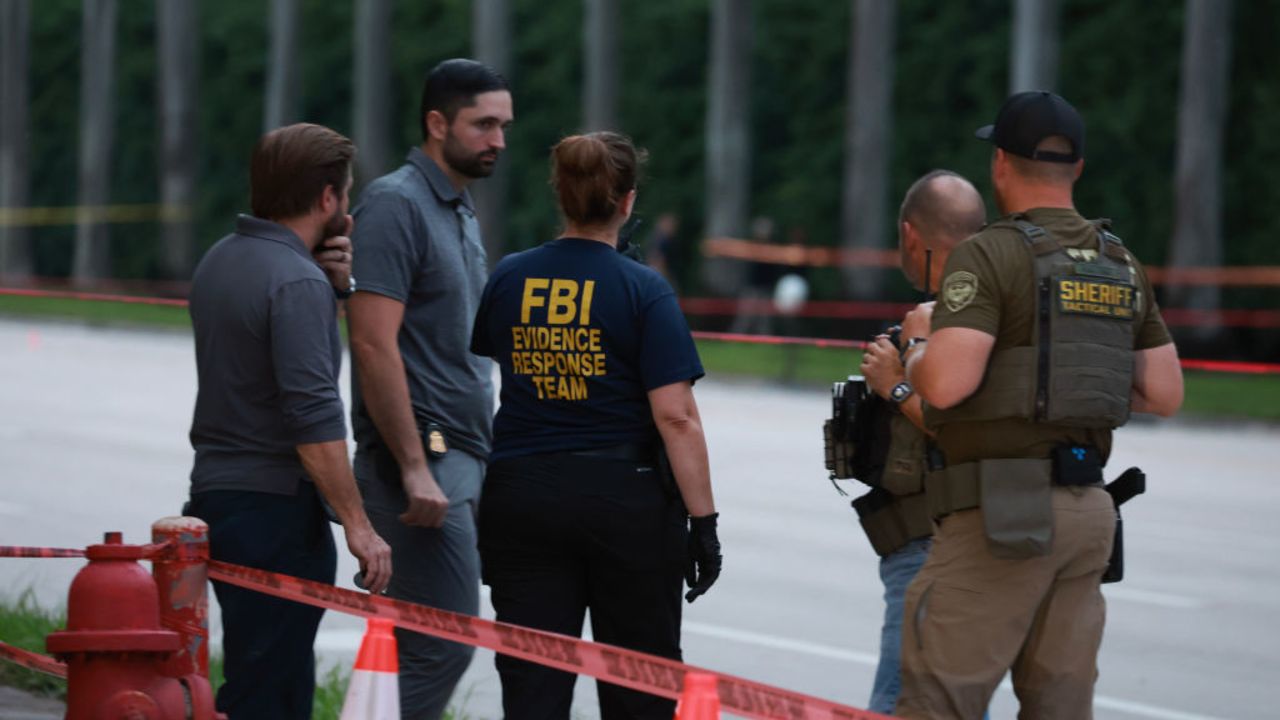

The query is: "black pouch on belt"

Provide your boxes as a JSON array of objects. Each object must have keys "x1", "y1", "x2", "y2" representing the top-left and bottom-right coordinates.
[
  {"x1": 979, "y1": 458, "x2": 1054, "y2": 558},
  {"x1": 1051, "y1": 444, "x2": 1104, "y2": 487}
]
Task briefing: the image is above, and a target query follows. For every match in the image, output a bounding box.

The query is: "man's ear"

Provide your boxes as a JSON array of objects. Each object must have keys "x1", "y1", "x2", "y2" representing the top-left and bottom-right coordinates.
[
  {"x1": 317, "y1": 183, "x2": 338, "y2": 216},
  {"x1": 425, "y1": 110, "x2": 449, "y2": 143},
  {"x1": 901, "y1": 220, "x2": 918, "y2": 253},
  {"x1": 1073, "y1": 158, "x2": 1084, "y2": 181}
]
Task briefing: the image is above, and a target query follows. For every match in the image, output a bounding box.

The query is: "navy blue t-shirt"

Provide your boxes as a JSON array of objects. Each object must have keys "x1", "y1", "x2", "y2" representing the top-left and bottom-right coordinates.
[{"x1": 471, "y1": 237, "x2": 704, "y2": 461}]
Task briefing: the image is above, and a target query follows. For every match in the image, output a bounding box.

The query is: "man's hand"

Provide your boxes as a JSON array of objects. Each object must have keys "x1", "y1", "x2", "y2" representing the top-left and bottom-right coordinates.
[
  {"x1": 345, "y1": 524, "x2": 392, "y2": 595},
  {"x1": 901, "y1": 301, "x2": 936, "y2": 342},
  {"x1": 399, "y1": 465, "x2": 450, "y2": 528},
  {"x1": 685, "y1": 513, "x2": 722, "y2": 603},
  {"x1": 315, "y1": 214, "x2": 354, "y2": 292},
  {"x1": 860, "y1": 335, "x2": 905, "y2": 400}
]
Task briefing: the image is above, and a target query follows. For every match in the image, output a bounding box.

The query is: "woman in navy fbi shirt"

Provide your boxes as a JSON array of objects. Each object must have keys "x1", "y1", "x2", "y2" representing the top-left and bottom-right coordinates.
[{"x1": 470, "y1": 132, "x2": 721, "y2": 720}]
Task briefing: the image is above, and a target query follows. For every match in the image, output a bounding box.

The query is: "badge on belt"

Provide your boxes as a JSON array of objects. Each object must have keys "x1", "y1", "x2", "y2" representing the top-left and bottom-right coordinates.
[{"x1": 426, "y1": 423, "x2": 448, "y2": 459}]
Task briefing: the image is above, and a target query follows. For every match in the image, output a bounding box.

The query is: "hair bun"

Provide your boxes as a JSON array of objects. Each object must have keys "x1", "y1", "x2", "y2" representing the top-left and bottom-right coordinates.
[{"x1": 551, "y1": 132, "x2": 645, "y2": 226}]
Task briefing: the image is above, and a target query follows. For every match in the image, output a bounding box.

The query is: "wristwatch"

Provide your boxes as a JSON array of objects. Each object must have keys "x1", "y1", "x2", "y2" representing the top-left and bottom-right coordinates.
[
  {"x1": 899, "y1": 336, "x2": 928, "y2": 365},
  {"x1": 889, "y1": 381, "x2": 914, "y2": 404},
  {"x1": 335, "y1": 275, "x2": 357, "y2": 300}
]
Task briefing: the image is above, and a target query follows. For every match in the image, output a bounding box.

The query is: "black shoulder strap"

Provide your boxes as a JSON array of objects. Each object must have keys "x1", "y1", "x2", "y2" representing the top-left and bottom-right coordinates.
[
  {"x1": 1011, "y1": 219, "x2": 1046, "y2": 243},
  {"x1": 1089, "y1": 218, "x2": 1129, "y2": 261},
  {"x1": 1007, "y1": 218, "x2": 1060, "y2": 256}
]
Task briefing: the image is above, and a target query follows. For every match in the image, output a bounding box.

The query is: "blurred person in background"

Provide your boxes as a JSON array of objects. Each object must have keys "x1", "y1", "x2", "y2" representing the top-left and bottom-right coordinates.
[
  {"x1": 645, "y1": 211, "x2": 682, "y2": 291},
  {"x1": 729, "y1": 215, "x2": 784, "y2": 335},
  {"x1": 470, "y1": 131, "x2": 722, "y2": 720}
]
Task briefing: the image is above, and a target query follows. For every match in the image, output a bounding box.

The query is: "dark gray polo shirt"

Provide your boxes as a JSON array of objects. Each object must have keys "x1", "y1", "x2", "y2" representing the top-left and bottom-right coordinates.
[
  {"x1": 188, "y1": 215, "x2": 347, "y2": 496},
  {"x1": 350, "y1": 148, "x2": 494, "y2": 465}
]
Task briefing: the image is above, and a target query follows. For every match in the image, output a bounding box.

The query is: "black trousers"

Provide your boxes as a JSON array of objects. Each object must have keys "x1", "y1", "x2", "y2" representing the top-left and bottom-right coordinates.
[
  {"x1": 187, "y1": 483, "x2": 337, "y2": 720},
  {"x1": 479, "y1": 452, "x2": 687, "y2": 720}
]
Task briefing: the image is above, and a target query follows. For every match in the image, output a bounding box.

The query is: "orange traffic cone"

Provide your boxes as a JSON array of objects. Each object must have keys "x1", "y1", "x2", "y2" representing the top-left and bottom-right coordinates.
[
  {"x1": 340, "y1": 617, "x2": 400, "y2": 720},
  {"x1": 674, "y1": 672, "x2": 720, "y2": 719}
]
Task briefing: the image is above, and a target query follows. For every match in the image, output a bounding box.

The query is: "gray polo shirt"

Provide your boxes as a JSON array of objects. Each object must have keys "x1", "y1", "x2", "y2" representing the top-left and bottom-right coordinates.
[
  {"x1": 188, "y1": 215, "x2": 346, "y2": 496},
  {"x1": 350, "y1": 148, "x2": 494, "y2": 464}
]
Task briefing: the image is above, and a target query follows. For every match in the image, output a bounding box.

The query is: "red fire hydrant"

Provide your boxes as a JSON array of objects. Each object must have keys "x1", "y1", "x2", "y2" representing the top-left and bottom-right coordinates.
[{"x1": 46, "y1": 531, "x2": 220, "y2": 720}]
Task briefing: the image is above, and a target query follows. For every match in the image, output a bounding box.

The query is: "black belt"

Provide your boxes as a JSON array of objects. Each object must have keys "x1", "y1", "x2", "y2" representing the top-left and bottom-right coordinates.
[{"x1": 567, "y1": 442, "x2": 657, "y2": 463}]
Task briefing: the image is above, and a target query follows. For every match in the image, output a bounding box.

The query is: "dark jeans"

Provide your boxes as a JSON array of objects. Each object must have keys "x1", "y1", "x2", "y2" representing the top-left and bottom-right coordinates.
[
  {"x1": 479, "y1": 452, "x2": 687, "y2": 720},
  {"x1": 187, "y1": 483, "x2": 337, "y2": 720}
]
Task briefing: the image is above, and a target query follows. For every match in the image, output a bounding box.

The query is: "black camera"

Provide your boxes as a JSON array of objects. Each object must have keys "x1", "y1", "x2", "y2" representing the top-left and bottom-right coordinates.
[
  {"x1": 830, "y1": 375, "x2": 870, "y2": 442},
  {"x1": 824, "y1": 373, "x2": 893, "y2": 485},
  {"x1": 824, "y1": 325, "x2": 903, "y2": 486}
]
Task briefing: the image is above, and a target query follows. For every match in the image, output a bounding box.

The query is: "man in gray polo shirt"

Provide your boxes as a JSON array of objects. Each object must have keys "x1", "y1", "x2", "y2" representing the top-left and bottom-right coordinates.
[
  {"x1": 347, "y1": 59, "x2": 514, "y2": 719},
  {"x1": 187, "y1": 123, "x2": 391, "y2": 719}
]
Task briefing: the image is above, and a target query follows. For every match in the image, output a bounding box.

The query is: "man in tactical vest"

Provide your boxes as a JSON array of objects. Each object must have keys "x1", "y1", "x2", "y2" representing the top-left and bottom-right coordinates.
[
  {"x1": 857, "y1": 170, "x2": 985, "y2": 714},
  {"x1": 895, "y1": 91, "x2": 1184, "y2": 718}
]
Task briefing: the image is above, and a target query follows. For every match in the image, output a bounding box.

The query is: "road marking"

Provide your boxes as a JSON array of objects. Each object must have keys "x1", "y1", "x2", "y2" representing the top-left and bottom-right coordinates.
[
  {"x1": 1103, "y1": 586, "x2": 1206, "y2": 609},
  {"x1": 1092, "y1": 695, "x2": 1229, "y2": 720},
  {"x1": 313, "y1": 629, "x2": 364, "y2": 652},
  {"x1": 683, "y1": 621, "x2": 880, "y2": 665},
  {"x1": 686, "y1": 621, "x2": 1226, "y2": 720}
]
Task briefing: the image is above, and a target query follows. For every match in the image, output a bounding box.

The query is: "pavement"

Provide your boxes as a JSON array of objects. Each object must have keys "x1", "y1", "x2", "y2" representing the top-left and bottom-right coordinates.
[
  {"x1": 1, "y1": 318, "x2": 1277, "y2": 719},
  {"x1": 0, "y1": 687, "x2": 60, "y2": 720}
]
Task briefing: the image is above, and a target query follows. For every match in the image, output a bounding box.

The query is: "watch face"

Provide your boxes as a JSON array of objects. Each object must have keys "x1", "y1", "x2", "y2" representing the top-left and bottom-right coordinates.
[{"x1": 891, "y1": 382, "x2": 912, "y2": 402}]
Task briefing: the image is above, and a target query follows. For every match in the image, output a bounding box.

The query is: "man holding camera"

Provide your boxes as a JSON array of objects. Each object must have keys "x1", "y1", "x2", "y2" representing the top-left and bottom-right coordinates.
[
  {"x1": 896, "y1": 92, "x2": 1183, "y2": 718},
  {"x1": 857, "y1": 170, "x2": 985, "y2": 714}
]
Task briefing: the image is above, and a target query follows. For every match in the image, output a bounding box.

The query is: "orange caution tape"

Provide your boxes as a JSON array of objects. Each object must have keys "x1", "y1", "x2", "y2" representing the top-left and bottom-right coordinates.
[
  {"x1": 0, "y1": 640, "x2": 68, "y2": 679},
  {"x1": 700, "y1": 236, "x2": 1280, "y2": 287},
  {"x1": 207, "y1": 561, "x2": 895, "y2": 720}
]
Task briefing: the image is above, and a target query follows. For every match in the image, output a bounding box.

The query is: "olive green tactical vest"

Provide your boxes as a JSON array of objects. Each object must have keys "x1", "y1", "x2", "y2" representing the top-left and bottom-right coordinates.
[{"x1": 926, "y1": 218, "x2": 1136, "y2": 430}]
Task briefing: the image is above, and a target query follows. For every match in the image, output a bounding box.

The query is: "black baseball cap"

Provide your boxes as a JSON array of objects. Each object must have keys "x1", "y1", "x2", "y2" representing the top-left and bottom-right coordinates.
[{"x1": 975, "y1": 91, "x2": 1084, "y2": 163}]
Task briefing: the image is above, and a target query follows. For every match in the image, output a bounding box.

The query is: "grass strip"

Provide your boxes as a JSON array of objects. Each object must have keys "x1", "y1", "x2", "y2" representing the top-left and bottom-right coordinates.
[
  {"x1": 2, "y1": 294, "x2": 1276, "y2": 422},
  {"x1": 0, "y1": 591, "x2": 66, "y2": 700}
]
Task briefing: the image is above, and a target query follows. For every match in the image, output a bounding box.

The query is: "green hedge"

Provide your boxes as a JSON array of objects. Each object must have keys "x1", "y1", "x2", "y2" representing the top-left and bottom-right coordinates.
[{"x1": 20, "y1": 0, "x2": 1280, "y2": 310}]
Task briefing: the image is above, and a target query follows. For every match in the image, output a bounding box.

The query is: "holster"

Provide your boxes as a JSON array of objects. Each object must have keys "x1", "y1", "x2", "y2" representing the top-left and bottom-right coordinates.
[
  {"x1": 1101, "y1": 467, "x2": 1145, "y2": 583},
  {"x1": 852, "y1": 488, "x2": 932, "y2": 557},
  {"x1": 823, "y1": 419, "x2": 857, "y2": 480}
]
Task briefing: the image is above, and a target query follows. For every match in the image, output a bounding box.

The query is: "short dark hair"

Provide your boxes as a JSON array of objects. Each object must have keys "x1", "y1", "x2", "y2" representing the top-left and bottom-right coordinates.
[
  {"x1": 899, "y1": 169, "x2": 985, "y2": 244},
  {"x1": 551, "y1": 132, "x2": 647, "y2": 226},
  {"x1": 419, "y1": 59, "x2": 510, "y2": 141},
  {"x1": 250, "y1": 123, "x2": 353, "y2": 220},
  {"x1": 1005, "y1": 135, "x2": 1080, "y2": 184}
]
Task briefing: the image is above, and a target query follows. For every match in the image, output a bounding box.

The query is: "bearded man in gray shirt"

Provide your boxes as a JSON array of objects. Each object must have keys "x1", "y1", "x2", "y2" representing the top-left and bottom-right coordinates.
[
  {"x1": 187, "y1": 123, "x2": 391, "y2": 719},
  {"x1": 347, "y1": 59, "x2": 513, "y2": 720}
]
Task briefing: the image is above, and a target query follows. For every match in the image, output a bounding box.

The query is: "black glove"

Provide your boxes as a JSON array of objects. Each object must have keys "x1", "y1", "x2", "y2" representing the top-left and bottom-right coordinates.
[{"x1": 685, "y1": 513, "x2": 722, "y2": 603}]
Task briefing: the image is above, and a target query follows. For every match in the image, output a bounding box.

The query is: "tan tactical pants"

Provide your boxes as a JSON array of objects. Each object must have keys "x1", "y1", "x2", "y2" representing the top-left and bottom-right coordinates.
[{"x1": 896, "y1": 486, "x2": 1115, "y2": 720}]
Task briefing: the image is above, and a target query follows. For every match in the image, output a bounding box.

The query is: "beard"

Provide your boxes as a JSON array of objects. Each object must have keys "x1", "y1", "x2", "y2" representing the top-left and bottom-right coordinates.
[
  {"x1": 443, "y1": 131, "x2": 498, "y2": 179},
  {"x1": 322, "y1": 206, "x2": 347, "y2": 239}
]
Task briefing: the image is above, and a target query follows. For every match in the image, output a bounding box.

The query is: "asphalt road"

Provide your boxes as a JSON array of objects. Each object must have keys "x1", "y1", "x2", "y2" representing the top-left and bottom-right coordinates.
[{"x1": 1, "y1": 318, "x2": 1276, "y2": 719}]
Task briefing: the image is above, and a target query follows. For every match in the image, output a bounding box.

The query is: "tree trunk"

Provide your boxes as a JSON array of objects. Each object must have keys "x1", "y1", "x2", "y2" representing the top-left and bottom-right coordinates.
[
  {"x1": 1010, "y1": 0, "x2": 1061, "y2": 93},
  {"x1": 703, "y1": 0, "x2": 752, "y2": 294},
  {"x1": 264, "y1": 0, "x2": 300, "y2": 131},
  {"x1": 840, "y1": 0, "x2": 895, "y2": 300},
  {"x1": 582, "y1": 0, "x2": 618, "y2": 131},
  {"x1": 1168, "y1": 0, "x2": 1233, "y2": 338},
  {"x1": 471, "y1": 0, "x2": 511, "y2": 260},
  {"x1": 0, "y1": 0, "x2": 32, "y2": 280},
  {"x1": 72, "y1": 0, "x2": 118, "y2": 287},
  {"x1": 157, "y1": 0, "x2": 199, "y2": 279},
  {"x1": 353, "y1": 0, "x2": 392, "y2": 187}
]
